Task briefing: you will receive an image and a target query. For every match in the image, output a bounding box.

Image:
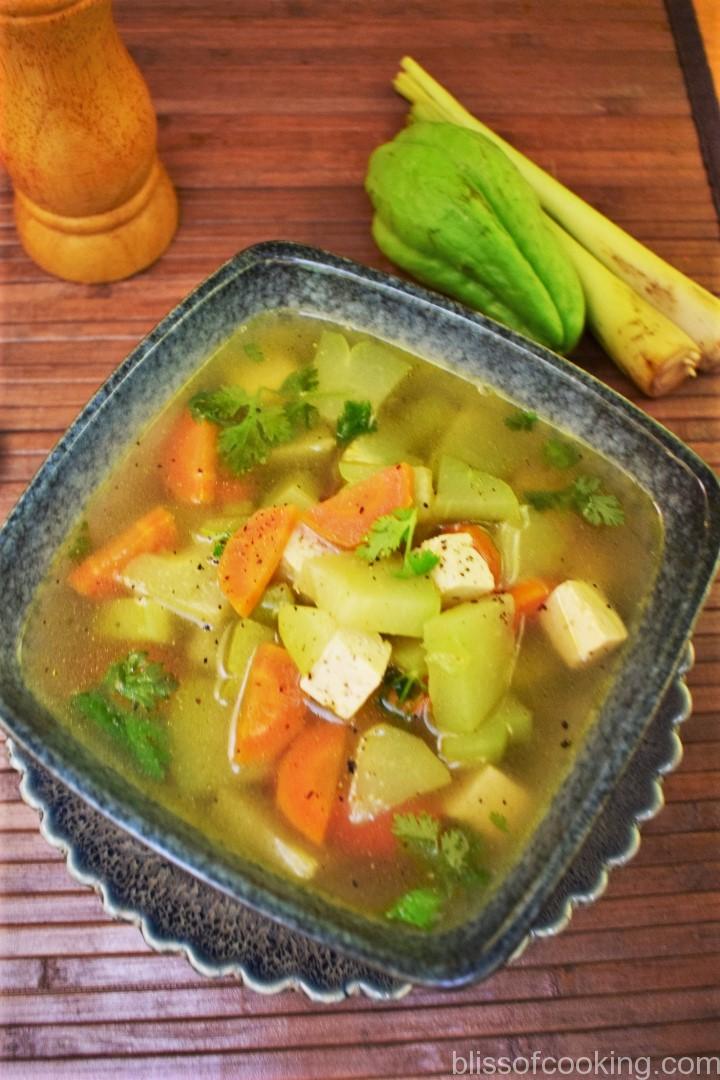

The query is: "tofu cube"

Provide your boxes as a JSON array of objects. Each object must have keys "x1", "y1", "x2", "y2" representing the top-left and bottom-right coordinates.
[
  {"x1": 281, "y1": 524, "x2": 335, "y2": 583},
  {"x1": 443, "y1": 764, "x2": 531, "y2": 844},
  {"x1": 540, "y1": 579, "x2": 628, "y2": 668},
  {"x1": 300, "y1": 627, "x2": 391, "y2": 720},
  {"x1": 420, "y1": 532, "x2": 495, "y2": 604}
]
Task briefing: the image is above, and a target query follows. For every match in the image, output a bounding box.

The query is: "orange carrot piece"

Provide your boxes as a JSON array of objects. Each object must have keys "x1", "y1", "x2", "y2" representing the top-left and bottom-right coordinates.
[
  {"x1": 234, "y1": 643, "x2": 306, "y2": 765},
  {"x1": 509, "y1": 578, "x2": 553, "y2": 628},
  {"x1": 276, "y1": 720, "x2": 347, "y2": 846},
  {"x1": 441, "y1": 522, "x2": 502, "y2": 585},
  {"x1": 304, "y1": 463, "x2": 415, "y2": 548},
  {"x1": 68, "y1": 506, "x2": 178, "y2": 599},
  {"x1": 215, "y1": 468, "x2": 255, "y2": 507},
  {"x1": 164, "y1": 408, "x2": 218, "y2": 505},
  {"x1": 219, "y1": 504, "x2": 299, "y2": 616},
  {"x1": 330, "y1": 791, "x2": 441, "y2": 859}
]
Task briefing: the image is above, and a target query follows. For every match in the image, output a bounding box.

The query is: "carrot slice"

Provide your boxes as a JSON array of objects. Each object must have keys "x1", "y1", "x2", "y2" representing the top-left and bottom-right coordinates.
[
  {"x1": 276, "y1": 720, "x2": 347, "y2": 846},
  {"x1": 441, "y1": 522, "x2": 502, "y2": 585},
  {"x1": 164, "y1": 408, "x2": 218, "y2": 505},
  {"x1": 330, "y1": 791, "x2": 441, "y2": 859},
  {"x1": 234, "y1": 643, "x2": 306, "y2": 765},
  {"x1": 68, "y1": 506, "x2": 178, "y2": 599},
  {"x1": 304, "y1": 463, "x2": 415, "y2": 548},
  {"x1": 219, "y1": 504, "x2": 299, "y2": 616},
  {"x1": 509, "y1": 578, "x2": 553, "y2": 628}
]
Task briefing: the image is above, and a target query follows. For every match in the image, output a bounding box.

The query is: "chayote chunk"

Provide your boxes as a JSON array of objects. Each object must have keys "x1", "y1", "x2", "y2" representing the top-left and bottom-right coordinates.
[{"x1": 366, "y1": 122, "x2": 585, "y2": 353}]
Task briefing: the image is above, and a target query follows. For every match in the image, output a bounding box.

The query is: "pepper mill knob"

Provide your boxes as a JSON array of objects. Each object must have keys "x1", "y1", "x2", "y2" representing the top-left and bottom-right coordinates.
[{"x1": 0, "y1": 0, "x2": 178, "y2": 283}]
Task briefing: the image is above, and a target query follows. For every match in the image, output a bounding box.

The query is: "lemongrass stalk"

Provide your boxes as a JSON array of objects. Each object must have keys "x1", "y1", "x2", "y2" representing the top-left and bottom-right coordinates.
[
  {"x1": 546, "y1": 219, "x2": 699, "y2": 395},
  {"x1": 395, "y1": 57, "x2": 720, "y2": 369}
]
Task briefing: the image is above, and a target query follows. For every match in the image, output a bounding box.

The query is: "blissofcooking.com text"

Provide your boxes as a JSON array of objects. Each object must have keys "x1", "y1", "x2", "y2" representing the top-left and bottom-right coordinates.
[{"x1": 450, "y1": 1052, "x2": 720, "y2": 1078}]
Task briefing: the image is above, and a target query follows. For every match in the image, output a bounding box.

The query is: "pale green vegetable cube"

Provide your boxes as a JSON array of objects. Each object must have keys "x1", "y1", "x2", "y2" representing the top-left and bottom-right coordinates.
[
  {"x1": 338, "y1": 430, "x2": 418, "y2": 484},
  {"x1": 278, "y1": 604, "x2": 336, "y2": 675},
  {"x1": 121, "y1": 548, "x2": 230, "y2": 629},
  {"x1": 299, "y1": 553, "x2": 441, "y2": 638},
  {"x1": 193, "y1": 515, "x2": 247, "y2": 547},
  {"x1": 413, "y1": 465, "x2": 434, "y2": 520},
  {"x1": 391, "y1": 636, "x2": 428, "y2": 679},
  {"x1": 432, "y1": 455, "x2": 522, "y2": 525},
  {"x1": 185, "y1": 624, "x2": 224, "y2": 668},
  {"x1": 262, "y1": 472, "x2": 321, "y2": 511},
  {"x1": 214, "y1": 786, "x2": 318, "y2": 880},
  {"x1": 167, "y1": 676, "x2": 235, "y2": 798},
  {"x1": 424, "y1": 595, "x2": 516, "y2": 733},
  {"x1": 95, "y1": 598, "x2": 176, "y2": 645},
  {"x1": 226, "y1": 618, "x2": 274, "y2": 679},
  {"x1": 439, "y1": 693, "x2": 532, "y2": 766},
  {"x1": 269, "y1": 428, "x2": 336, "y2": 467},
  {"x1": 348, "y1": 723, "x2": 451, "y2": 823},
  {"x1": 314, "y1": 331, "x2": 411, "y2": 421},
  {"x1": 251, "y1": 582, "x2": 295, "y2": 628},
  {"x1": 514, "y1": 507, "x2": 571, "y2": 580}
]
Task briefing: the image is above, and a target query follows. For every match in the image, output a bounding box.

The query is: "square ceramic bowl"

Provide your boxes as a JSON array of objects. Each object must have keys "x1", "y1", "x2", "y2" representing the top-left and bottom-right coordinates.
[{"x1": 1, "y1": 242, "x2": 719, "y2": 987}]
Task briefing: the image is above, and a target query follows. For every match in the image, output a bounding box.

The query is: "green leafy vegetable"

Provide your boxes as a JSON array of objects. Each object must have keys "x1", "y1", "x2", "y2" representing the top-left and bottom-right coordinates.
[
  {"x1": 71, "y1": 651, "x2": 177, "y2": 780},
  {"x1": 67, "y1": 520, "x2": 91, "y2": 561},
  {"x1": 336, "y1": 400, "x2": 377, "y2": 445},
  {"x1": 386, "y1": 886, "x2": 443, "y2": 930},
  {"x1": 189, "y1": 366, "x2": 320, "y2": 474},
  {"x1": 387, "y1": 811, "x2": 490, "y2": 927},
  {"x1": 505, "y1": 409, "x2": 538, "y2": 431},
  {"x1": 357, "y1": 507, "x2": 440, "y2": 578},
  {"x1": 104, "y1": 651, "x2": 178, "y2": 710},
  {"x1": 543, "y1": 437, "x2": 582, "y2": 470},
  {"x1": 489, "y1": 810, "x2": 509, "y2": 833},
  {"x1": 242, "y1": 341, "x2": 265, "y2": 364},
  {"x1": 525, "y1": 475, "x2": 624, "y2": 527},
  {"x1": 212, "y1": 530, "x2": 232, "y2": 559},
  {"x1": 389, "y1": 668, "x2": 424, "y2": 705}
]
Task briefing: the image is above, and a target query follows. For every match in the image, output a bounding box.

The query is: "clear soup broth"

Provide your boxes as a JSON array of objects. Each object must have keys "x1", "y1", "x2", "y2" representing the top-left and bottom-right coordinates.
[{"x1": 21, "y1": 311, "x2": 662, "y2": 931}]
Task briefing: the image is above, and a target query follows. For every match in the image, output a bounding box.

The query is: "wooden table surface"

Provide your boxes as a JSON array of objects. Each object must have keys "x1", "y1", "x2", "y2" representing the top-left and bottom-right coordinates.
[{"x1": 1, "y1": 0, "x2": 719, "y2": 1074}]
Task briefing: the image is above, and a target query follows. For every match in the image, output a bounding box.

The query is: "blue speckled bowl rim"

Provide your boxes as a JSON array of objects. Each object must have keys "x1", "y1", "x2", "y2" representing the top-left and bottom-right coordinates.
[
  {"x1": 4, "y1": 645, "x2": 693, "y2": 1000},
  {"x1": 0, "y1": 242, "x2": 718, "y2": 989}
]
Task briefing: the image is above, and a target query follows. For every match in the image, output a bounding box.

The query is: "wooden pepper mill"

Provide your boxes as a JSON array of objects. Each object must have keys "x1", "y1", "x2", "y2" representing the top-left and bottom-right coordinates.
[{"x1": 0, "y1": 0, "x2": 178, "y2": 283}]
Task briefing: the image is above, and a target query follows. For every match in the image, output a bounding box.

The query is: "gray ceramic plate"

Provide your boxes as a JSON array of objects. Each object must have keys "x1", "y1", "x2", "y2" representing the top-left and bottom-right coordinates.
[
  {"x1": 4, "y1": 644, "x2": 692, "y2": 1000},
  {"x1": 0, "y1": 242, "x2": 718, "y2": 988}
]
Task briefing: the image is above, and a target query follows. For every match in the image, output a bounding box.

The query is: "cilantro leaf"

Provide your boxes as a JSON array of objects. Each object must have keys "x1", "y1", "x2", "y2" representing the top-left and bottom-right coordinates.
[
  {"x1": 242, "y1": 341, "x2": 264, "y2": 363},
  {"x1": 280, "y1": 366, "x2": 319, "y2": 397},
  {"x1": 543, "y1": 438, "x2": 582, "y2": 470},
  {"x1": 190, "y1": 386, "x2": 251, "y2": 424},
  {"x1": 67, "y1": 520, "x2": 91, "y2": 561},
  {"x1": 123, "y1": 713, "x2": 170, "y2": 781},
  {"x1": 390, "y1": 668, "x2": 424, "y2": 705},
  {"x1": 440, "y1": 828, "x2": 470, "y2": 874},
  {"x1": 489, "y1": 811, "x2": 510, "y2": 833},
  {"x1": 72, "y1": 653, "x2": 177, "y2": 781},
  {"x1": 212, "y1": 530, "x2": 232, "y2": 559},
  {"x1": 505, "y1": 409, "x2": 538, "y2": 431},
  {"x1": 216, "y1": 398, "x2": 292, "y2": 473},
  {"x1": 104, "y1": 651, "x2": 178, "y2": 710},
  {"x1": 396, "y1": 548, "x2": 440, "y2": 579},
  {"x1": 524, "y1": 474, "x2": 624, "y2": 527},
  {"x1": 336, "y1": 400, "x2": 377, "y2": 445},
  {"x1": 393, "y1": 810, "x2": 440, "y2": 858},
  {"x1": 386, "y1": 886, "x2": 443, "y2": 930},
  {"x1": 357, "y1": 507, "x2": 416, "y2": 562}
]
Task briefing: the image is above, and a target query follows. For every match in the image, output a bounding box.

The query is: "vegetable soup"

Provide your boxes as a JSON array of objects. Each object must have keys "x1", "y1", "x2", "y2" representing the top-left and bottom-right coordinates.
[{"x1": 20, "y1": 312, "x2": 663, "y2": 931}]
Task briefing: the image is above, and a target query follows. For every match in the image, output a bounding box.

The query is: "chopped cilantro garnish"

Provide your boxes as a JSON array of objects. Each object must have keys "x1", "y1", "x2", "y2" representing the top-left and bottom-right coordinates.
[
  {"x1": 67, "y1": 520, "x2": 91, "y2": 561},
  {"x1": 525, "y1": 475, "x2": 624, "y2": 527},
  {"x1": 336, "y1": 400, "x2": 377, "y2": 445},
  {"x1": 357, "y1": 507, "x2": 439, "y2": 578},
  {"x1": 189, "y1": 365, "x2": 319, "y2": 474},
  {"x1": 387, "y1": 812, "x2": 490, "y2": 928},
  {"x1": 505, "y1": 409, "x2": 538, "y2": 431},
  {"x1": 489, "y1": 811, "x2": 510, "y2": 833},
  {"x1": 543, "y1": 437, "x2": 582, "y2": 470},
  {"x1": 386, "y1": 886, "x2": 443, "y2": 930},
  {"x1": 72, "y1": 651, "x2": 177, "y2": 780},
  {"x1": 242, "y1": 341, "x2": 264, "y2": 364},
  {"x1": 212, "y1": 530, "x2": 232, "y2": 559}
]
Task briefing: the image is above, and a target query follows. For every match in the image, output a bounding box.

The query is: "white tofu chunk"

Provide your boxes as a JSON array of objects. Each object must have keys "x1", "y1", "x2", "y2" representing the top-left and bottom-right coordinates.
[
  {"x1": 281, "y1": 523, "x2": 335, "y2": 583},
  {"x1": 540, "y1": 579, "x2": 628, "y2": 668},
  {"x1": 420, "y1": 532, "x2": 495, "y2": 604},
  {"x1": 443, "y1": 764, "x2": 531, "y2": 844},
  {"x1": 300, "y1": 627, "x2": 391, "y2": 720}
]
